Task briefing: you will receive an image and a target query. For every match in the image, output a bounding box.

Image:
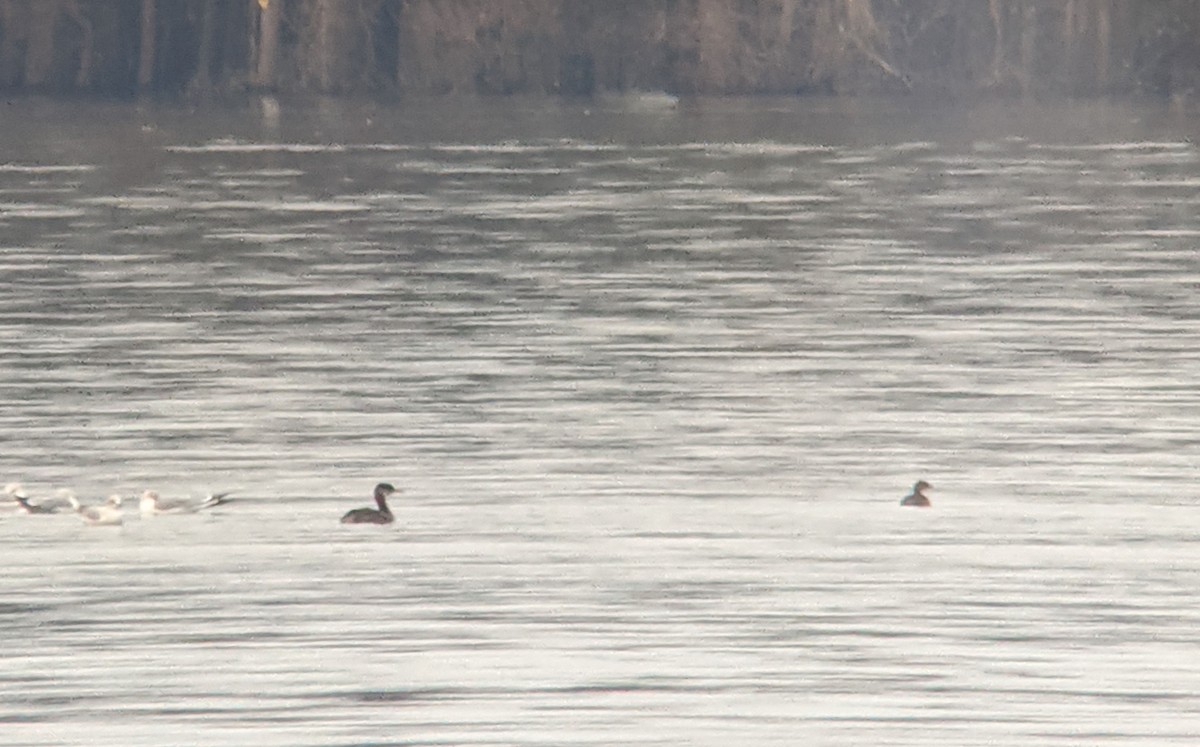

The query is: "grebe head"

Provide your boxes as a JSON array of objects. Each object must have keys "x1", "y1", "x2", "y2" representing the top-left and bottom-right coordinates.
[
  {"x1": 375, "y1": 483, "x2": 397, "y2": 497},
  {"x1": 914, "y1": 480, "x2": 932, "y2": 492},
  {"x1": 4, "y1": 482, "x2": 28, "y2": 499}
]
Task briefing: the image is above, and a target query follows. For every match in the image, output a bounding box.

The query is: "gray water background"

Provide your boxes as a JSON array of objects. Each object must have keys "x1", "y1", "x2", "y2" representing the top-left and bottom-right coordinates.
[{"x1": 2, "y1": 96, "x2": 1200, "y2": 745}]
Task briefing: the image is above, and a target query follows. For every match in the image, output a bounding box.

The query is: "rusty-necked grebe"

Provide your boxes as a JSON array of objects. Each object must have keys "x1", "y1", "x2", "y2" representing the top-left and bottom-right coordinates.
[
  {"x1": 341, "y1": 483, "x2": 396, "y2": 525},
  {"x1": 901, "y1": 480, "x2": 932, "y2": 507}
]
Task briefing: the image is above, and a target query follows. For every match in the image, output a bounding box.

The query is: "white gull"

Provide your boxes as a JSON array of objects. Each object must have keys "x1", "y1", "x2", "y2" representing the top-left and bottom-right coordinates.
[
  {"x1": 65, "y1": 492, "x2": 125, "y2": 526},
  {"x1": 140, "y1": 490, "x2": 233, "y2": 516}
]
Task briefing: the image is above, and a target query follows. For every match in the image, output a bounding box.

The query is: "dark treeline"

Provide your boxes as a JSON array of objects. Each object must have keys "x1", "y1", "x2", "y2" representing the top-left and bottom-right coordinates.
[{"x1": 0, "y1": 0, "x2": 1198, "y2": 98}]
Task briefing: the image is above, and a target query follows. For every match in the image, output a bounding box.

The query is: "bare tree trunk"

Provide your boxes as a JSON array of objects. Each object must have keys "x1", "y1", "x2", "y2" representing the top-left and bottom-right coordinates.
[
  {"x1": 663, "y1": 0, "x2": 701, "y2": 93},
  {"x1": 1017, "y1": 2, "x2": 1035, "y2": 93},
  {"x1": 838, "y1": 0, "x2": 906, "y2": 88},
  {"x1": 987, "y1": 0, "x2": 1005, "y2": 86},
  {"x1": 254, "y1": 0, "x2": 281, "y2": 88},
  {"x1": 1063, "y1": 0, "x2": 1077, "y2": 57},
  {"x1": 311, "y1": 0, "x2": 337, "y2": 90},
  {"x1": 24, "y1": 2, "x2": 58, "y2": 87},
  {"x1": 1063, "y1": 0, "x2": 1113, "y2": 92},
  {"x1": 778, "y1": 0, "x2": 796, "y2": 52},
  {"x1": 191, "y1": 0, "x2": 217, "y2": 92},
  {"x1": 62, "y1": 0, "x2": 93, "y2": 87},
  {"x1": 301, "y1": 0, "x2": 364, "y2": 91},
  {"x1": 1096, "y1": 0, "x2": 1112, "y2": 89},
  {"x1": 137, "y1": 0, "x2": 156, "y2": 90}
]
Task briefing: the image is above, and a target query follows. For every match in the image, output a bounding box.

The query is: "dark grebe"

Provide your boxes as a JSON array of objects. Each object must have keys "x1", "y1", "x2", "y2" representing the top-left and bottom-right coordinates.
[
  {"x1": 341, "y1": 483, "x2": 396, "y2": 524},
  {"x1": 901, "y1": 480, "x2": 932, "y2": 507}
]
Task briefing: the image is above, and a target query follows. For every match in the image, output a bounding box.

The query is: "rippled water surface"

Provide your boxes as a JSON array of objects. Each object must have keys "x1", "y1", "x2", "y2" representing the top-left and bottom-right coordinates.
[{"x1": 3, "y1": 97, "x2": 1200, "y2": 745}]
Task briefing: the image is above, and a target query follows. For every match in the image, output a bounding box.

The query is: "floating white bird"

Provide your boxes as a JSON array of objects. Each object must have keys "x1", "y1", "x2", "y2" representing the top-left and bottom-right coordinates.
[
  {"x1": 140, "y1": 490, "x2": 233, "y2": 516},
  {"x1": 5, "y1": 482, "x2": 65, "y2": 514},
  {"x1": 65, "y1": 493, "x2": 125, "y2": 526}
]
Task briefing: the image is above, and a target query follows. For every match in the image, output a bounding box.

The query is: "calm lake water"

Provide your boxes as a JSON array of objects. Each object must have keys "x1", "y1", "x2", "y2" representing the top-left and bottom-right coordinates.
[{"x1": 2, "y1": 96, "x2": 1200, "y2": 745}]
